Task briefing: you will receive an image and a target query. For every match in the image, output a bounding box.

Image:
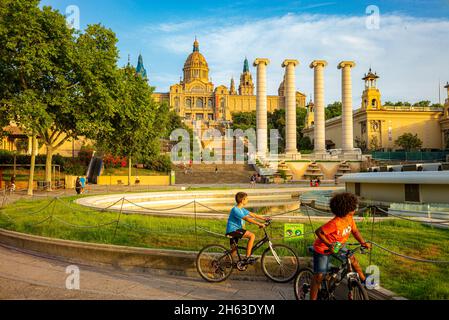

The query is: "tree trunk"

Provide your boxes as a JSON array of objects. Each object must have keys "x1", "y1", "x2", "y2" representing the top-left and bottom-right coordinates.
[
  {"x1": 128, "y1": 155, "x2": 132, "y2": 186},
  {"x1": 27, "y1": 135, "x2": 37, "y2": 196},
  {"x1": 45, "y1": 145, "x2": 53, "y2": 191}
]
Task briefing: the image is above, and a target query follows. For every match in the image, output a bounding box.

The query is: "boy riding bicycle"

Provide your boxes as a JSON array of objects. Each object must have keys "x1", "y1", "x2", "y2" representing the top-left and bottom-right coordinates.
[
  {"x1": 226, "y1": 192, "x2": 270, "y2": 265},
  {"x1": 310, "y1": 192, "x2": 371, "y2": 300}
]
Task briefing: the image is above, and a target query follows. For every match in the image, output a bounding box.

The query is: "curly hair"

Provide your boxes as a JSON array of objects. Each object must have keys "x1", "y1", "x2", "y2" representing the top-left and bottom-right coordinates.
[
  {"x1": 235, "y1": 192, "x2": 248, "y2": 204},
  {"x1": 329, "y1": 192, "x2": 358, "y2": 218}
]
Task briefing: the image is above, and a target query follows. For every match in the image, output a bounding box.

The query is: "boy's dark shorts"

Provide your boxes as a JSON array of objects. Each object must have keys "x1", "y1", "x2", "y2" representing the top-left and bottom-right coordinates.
[{"x1": 226, "y1": 229, "x2": 247, "y2": 247}]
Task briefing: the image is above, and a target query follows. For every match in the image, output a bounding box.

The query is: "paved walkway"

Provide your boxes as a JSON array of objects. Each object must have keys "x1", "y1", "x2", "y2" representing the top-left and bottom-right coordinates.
[{"x1": 0, "y1": 244, "x2": 295, "y2": 300}]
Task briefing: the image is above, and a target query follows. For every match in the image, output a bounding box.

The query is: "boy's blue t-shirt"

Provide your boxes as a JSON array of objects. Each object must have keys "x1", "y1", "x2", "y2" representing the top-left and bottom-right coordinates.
[{"x1": 226, "y1": 206, "x2": 250, "y2": 234}]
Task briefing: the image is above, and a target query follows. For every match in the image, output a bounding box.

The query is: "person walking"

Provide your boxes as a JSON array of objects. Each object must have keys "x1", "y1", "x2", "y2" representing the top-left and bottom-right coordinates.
[
  {"x1": 75, "y1": 177, "x2": 82, "y2": 195},
  {"x1": 79, "y1": 176, "x2": 86, "y2": 194}
]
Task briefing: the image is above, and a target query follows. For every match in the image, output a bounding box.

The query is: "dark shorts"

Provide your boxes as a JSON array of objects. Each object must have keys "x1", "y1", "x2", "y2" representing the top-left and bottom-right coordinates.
[{"x1": 226, "y1": 229, "x2": 247, "y2": 247}]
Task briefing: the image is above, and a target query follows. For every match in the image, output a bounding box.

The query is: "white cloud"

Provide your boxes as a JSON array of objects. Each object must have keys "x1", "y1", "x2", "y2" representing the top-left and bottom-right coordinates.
[{"x1": 141, "y1": 13, "x2": 449, "y2": 106}]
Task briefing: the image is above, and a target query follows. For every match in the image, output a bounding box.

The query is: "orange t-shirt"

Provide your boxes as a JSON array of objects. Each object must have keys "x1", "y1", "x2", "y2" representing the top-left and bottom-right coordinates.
[{"x1": 313, "y1": 215, "x2": 358, "y2": 254}]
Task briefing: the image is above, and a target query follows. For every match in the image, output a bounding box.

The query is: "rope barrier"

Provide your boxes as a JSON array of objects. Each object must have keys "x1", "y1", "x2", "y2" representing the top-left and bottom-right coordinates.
[
  {"x1": 51, "y1": 216, "x2": 118, "y2": 229},
  {"x1": 1, "y1": 192, "x2": 449, "y2": 266},
  {"x1": 123, "y1": 198, "x2": 195, "y2": 212},
  {"x1": 0, "y1": 198, "x2": 57, "y2": 219},
  {"x1": 373, "y1": 205, "x2": 449, "y2": 225},
  {"x1": 370, "y1": 241, "x2": 449, "y2": 264}
]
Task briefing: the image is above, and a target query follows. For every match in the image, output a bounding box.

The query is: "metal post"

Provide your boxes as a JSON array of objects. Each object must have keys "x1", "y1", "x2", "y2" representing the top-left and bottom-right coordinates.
[
  {"x1": 369, "y1": 206, "x2": 376, "y2": 267},
  {"x1": 113, "y1": 197, "x2": 125, "y2": 240},
  {"x1": 194, "y1": 200, "x2": 198, "y2": 243}
]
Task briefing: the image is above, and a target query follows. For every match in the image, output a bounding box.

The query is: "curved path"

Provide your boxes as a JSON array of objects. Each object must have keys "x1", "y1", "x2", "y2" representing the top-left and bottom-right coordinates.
[{"x1": 0, "y1": 244, "x2": 294, "y2": 300}]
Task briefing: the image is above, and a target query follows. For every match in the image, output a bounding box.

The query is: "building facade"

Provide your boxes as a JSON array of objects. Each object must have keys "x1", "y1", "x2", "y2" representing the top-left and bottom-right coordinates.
[
  {"x1": 152, "y1": 39, "x2": 307, "y2": 128},
  {"x1": 303, "y1": 70, "x2": 448, "y2": 151}
]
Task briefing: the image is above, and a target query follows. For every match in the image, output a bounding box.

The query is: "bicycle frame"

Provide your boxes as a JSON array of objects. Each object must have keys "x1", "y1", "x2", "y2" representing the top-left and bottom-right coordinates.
[
  {"x1": 230, "y1": 226, "x2": 273, "y2": 262},
  {"x1": 321, "y1": 245, "x2": 363, "y2": 298}
]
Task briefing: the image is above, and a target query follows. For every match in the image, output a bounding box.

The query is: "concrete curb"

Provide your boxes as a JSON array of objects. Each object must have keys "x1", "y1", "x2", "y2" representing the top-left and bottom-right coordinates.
[{"x1": 0, "y1": 228, "x2": 310, "y2": 281}]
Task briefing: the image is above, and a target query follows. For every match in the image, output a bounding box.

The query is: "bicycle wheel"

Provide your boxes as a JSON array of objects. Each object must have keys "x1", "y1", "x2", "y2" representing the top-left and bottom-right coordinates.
[
  {"x1": 348, "y1": 280, "x2": 369, "y2": 300},
  {"x1": 294, "y1": 268, "x2": 314, "y2": 300},
  {"x1": 261, "y1": 244, "x2": 299, "y2": 283},
  {"x1": 196, "y1": 244, "x2": 234, "y2": 282}
]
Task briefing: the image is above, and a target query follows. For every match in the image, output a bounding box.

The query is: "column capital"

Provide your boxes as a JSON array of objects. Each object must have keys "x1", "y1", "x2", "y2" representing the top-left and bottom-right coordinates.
[
  {"x1": 253, "y1": 58, "x2": 270, "y2": 67},
  {"x1": 309, "y1": 60, "x2": 328, "y2": 69},
  {"x1": 282, "y1": 59, "x2": 299, "y2": 68},
  {"x1": 338, "y1": 61, "x2": 356, "y2": 69}
]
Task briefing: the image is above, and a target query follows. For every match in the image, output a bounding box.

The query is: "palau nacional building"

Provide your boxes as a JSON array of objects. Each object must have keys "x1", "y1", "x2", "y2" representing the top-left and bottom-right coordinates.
[{"x1": 152, "y1": 39, "x2": 307, "y2": 128}]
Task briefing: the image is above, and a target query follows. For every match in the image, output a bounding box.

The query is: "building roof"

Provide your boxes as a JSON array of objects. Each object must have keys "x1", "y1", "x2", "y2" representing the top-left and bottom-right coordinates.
[
  {"x1": 136, "y1": 54, "x2": 147, "y2": 79},
  {"x1": 340, "y1": 171, "x2": 449, "y2": 185},
  {"x1": 184, "y1": 39, "x2": 208, "y2": 69}
]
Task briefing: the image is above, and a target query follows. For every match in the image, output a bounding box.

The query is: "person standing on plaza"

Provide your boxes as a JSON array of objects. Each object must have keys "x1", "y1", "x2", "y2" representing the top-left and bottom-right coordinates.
[
  {"x1": 79, "y1": 176, "x2": 86, "y2": 194},
  {"x1": 75, "y1": 177, "x2": 82, "y2": 195}
]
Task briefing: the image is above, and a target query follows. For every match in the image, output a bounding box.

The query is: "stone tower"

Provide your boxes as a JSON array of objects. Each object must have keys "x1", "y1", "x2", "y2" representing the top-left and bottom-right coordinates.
[
  {"x1": 238, "y1": 57, "x2": 254, "y2": 95},
  {"x1": 306, "y1": 98, "x2": 315, "y2": 129},
  {"x1": 230, "y1": 77, "x2": 237, "y2": 95},
  {"x1": 136, "y1": 54, "x2": 148, "y2": 79},
  {"x1": 362, "y1": 68, "x2": 381, "y2": 110}
]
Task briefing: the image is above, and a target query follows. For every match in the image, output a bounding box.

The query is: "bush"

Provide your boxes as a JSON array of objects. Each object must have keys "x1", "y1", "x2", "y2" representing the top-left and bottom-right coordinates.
[
  {"x1": 103, "y1": 154, "x2": 127, "y2": 169},
  {"x1": 143, "y1": 154, "x2": 172, "y2": 173},
  {"x1": 63, "y1": 159, "x2": 87, "y2": 176}
]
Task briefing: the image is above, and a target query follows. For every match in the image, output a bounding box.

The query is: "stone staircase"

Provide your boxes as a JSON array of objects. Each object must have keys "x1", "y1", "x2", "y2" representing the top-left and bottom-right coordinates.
[
  {"x1": 174, "y1": 163, "x2": 257, "y2": 184},
  {"x1": 303, "y1": 162, "x2": 324, "y2": 180},
  {"x1": 335, "y1": 161, "x2": 352, "y2": 178}
]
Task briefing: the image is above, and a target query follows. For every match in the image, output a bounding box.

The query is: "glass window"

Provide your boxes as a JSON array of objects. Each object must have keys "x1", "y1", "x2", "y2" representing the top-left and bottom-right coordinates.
[
  {"x1": 196, "y1": 114, "x2": 204, "y2": 120},
  {"x1": 196, "y1": 98, "x2": 204, "y2": 108},
  {"x1": 186, "y1": 99, "x2": 191, "y2": 108}
]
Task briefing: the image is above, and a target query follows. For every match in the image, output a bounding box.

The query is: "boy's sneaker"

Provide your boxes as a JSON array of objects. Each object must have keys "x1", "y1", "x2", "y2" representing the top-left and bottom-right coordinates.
[{"x1": 243, "y1": 257, "x2": 259, "y2": 265}]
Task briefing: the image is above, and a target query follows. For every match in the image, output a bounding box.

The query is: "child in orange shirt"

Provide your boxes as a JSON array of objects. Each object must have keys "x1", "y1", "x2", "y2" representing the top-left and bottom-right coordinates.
[{"x1": 310, "y1": 192, "x2": 371, "y2": 300}]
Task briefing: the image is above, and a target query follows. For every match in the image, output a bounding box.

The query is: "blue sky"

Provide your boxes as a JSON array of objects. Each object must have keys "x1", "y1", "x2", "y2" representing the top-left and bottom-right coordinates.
[{"x1": 40, "y1": 0, "x2": 449, "y2": 105}]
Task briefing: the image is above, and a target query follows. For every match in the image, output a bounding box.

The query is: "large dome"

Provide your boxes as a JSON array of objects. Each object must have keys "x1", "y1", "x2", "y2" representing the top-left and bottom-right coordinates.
[
  {"x1": 183, "y1": 39, "x2": 209, "y2": 83},
  {"x1": 184, "y1": 51, "x2": 209, "y2": 69}
]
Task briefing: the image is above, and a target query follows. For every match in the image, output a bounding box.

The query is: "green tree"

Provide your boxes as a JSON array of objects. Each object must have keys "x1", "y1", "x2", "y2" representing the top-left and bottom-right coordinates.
[
  {"x1": 395, "y1": 133, "x2": 423, "y2": 151},
  {"x1": 299, "y1": 136, "x2": 313, "y2": 151},
  {"x1": 413, "y1": 100, "x2": 431, "y2": 107},
  {"x1": 0, "y1": 1, "x2": 121, "y2": 190},
  {"x1": 325, "y1": 102, "x2": 342, "y2": 120},
  {"x1": 95, "y1": 64, "x2": 163, "y2": 185}
]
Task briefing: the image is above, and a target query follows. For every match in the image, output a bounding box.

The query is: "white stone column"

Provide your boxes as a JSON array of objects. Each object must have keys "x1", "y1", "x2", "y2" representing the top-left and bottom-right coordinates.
[
  {"x1": 282, "y1": 59, "x2": 300, "y2": 156},
  {"x1": 254, "y1": 58, "x2": 270, "y2": 157},
  {"x1": 338, "y1": 61, "x2": 356, "y2": 152},
  {"x1": 310, "y1": 60, "x2": 327, "y2": 155}
]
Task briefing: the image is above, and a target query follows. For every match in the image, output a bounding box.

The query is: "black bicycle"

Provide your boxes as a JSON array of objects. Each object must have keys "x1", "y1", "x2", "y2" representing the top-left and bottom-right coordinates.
[
  {"x1": 196, "y1": 219, "x2": 300, "y2": 283},
  {"x1": 294, "y1": 243, "x2": 369, "y2": 300}
]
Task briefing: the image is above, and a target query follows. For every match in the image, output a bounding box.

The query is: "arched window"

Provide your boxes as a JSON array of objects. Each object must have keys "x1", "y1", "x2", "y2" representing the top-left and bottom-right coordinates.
[
  {"x1": 372, "y1": 99, "x2": 377, "y2": 109},
  {"x1": 208, "y1": 99, "x2": 213, "y2": 108},
  {"x1": 186, "y1": 99, "x2": 192, "y2": 108},
  {"x1": 196, "y1": 98, "x2": 204, "y2": 108}
]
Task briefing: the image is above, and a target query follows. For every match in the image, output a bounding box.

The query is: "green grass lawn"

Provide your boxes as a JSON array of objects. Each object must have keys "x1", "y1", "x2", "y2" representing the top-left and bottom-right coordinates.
[{"x1": 0, "y1": 196, "x2": 448, "y2": 299}]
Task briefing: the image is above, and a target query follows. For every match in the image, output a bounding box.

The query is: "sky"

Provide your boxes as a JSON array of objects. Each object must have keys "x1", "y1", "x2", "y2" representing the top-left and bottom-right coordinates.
[{"x1": 40, "y1": 0, "x2": 449, "y2": 107}]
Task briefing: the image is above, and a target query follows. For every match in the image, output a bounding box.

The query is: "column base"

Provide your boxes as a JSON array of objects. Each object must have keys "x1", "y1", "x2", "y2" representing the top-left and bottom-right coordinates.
[
  {"x1": 284, "y1": 151, "x2": 302, "y2": 160},
  {"x1": 312, "y1": 150, "x2": 329, "y2": 160},
  {"x1": 342, "y1": 149, "x2": 362, "y2": 160}
]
